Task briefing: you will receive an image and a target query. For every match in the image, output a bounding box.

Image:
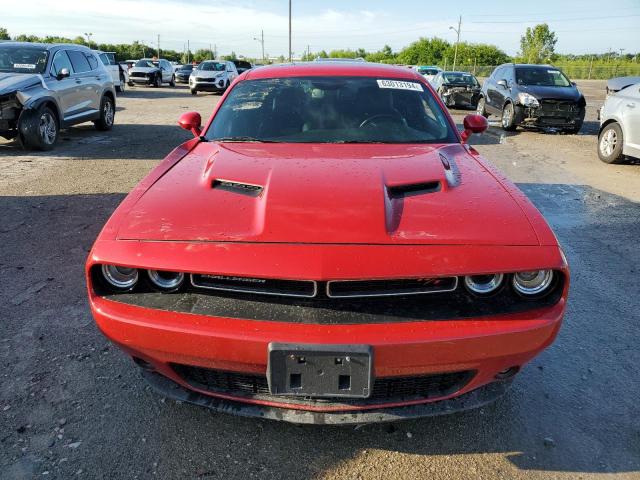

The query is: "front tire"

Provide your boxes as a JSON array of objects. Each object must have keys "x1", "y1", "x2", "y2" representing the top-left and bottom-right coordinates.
[
  {"x1": 598, "y1": 122, "x2": 624, "y2": 164},
  {"x1": 154, "y1": 75, "x2": 161, "y2": 88},
  {"x1": 115, "y1": 75, "x2": 126, "y2": 93},
  {"x1": 190, "y1": 88, "x2": 197, "y2": 95},
  {"x1": 476, "y1": 96, "x2": 489, "y2": 118},
  {"x1": 501, "y1": 102, "x2": 517, "y2": 131},
  {"x1": 169, "y1": 75, "x2": 176, "y2": 87},
  {"x1": 20, "y1": 104, "x2": 59, "y2": 151},
  {"x1": 94, "y1": 95, "x2": 115, "y2": 131}
]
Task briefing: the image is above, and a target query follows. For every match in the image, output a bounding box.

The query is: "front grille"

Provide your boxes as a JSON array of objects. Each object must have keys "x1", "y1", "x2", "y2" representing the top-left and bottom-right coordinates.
[
  {"x1": 171, "y1": 364, "x2": 475, "y2": 407},
  {"x1": 130, "y1": 72, "x2": 147, "y2": 78},
  {"x1": 327, "y1": 277, "x2": 457, "y2": 298},
  {"x1": 191, "y1": 274, "x2": 317, "y2": 298},
  {"x1": 539, "y1": 100, "x2": 579, "y2": 115}
]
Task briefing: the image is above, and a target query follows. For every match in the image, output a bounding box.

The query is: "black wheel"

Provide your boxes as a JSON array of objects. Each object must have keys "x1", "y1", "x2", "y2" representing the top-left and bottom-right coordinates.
[
  {"x1": 598, "y1": 122, "x2": 625, "y2": 164},
  {"x1": 476, "y1": 96, "x2": 489, "y2": 118},
  {"x1": 501, "y1": 102, "x2": 517, "y2": 131},
  {"x1": 190, "y1": 88, "x2": 197, "y2": 95},
  {"x1": 116, "y1": 75, "x2": 126, "y2": 93},
  {"x1": 169, "y1": 75, "x2": 176, "y2": 87},
  {"x1": 128, "y1": 80, "x2": 134, "y2": 87},
  {"x1": 94, "y1": 95, "x2": 115, "y2": 131},
  {"x1": 19, "y1": 104, "x2": 59, "y2": 151},
  {"x1": 154, "y1": 75, "x2": 161, "y2": 88}
]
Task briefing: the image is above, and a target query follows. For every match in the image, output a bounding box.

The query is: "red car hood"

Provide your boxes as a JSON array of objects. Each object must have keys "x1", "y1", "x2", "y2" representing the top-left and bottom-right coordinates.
[{"x1": 117, "y1": 143, "x2": 539, "y2": 245}]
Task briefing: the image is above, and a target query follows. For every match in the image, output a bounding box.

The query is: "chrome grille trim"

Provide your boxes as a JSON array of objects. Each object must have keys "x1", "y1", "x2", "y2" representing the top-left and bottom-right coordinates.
[
  {"x1": 190, "y1": 274, "x2": 318, "y2": 298},
  {"x1": 326, "y1": 277, "x2": 459, "y2": 299}
]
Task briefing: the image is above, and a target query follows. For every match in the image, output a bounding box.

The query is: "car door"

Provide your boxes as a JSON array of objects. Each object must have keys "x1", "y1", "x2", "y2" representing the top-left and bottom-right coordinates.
[
  {"x1": 65, "y1": 49, "x2": 100, "y2": 119},
  {"x1": 485, "y1": 67, "x2": 502, "y2": 113},
  {"x1": 492, "y1": 66, "x2": 509, "y2": 111},
  {"x1": 98, "y1": 53, "x2": 119, "y2": 84},
  {"x1": 621, "y1": 85, "x2": 640, "y2": 157},
  {"x1": 160, "y1": 60, "x2": 172, "y2": 82},
  {"x1": 47, "y1": 49, "x2": 79, "y2": 123},
  {"x1": 226, "y1": 61, "x2": 238, "y2": 82}
]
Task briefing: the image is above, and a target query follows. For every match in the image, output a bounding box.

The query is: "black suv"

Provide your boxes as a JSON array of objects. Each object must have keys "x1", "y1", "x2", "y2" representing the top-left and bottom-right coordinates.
[{"x1": 477, "y1": 64, "x2": 585, "y2": 133}]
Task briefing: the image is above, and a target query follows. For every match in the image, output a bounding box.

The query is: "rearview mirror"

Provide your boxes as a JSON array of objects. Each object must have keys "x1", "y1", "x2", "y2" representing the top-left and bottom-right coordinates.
[
  {"x1": 460, "y1": 114, "x2": 488, "y2": 143},
  {"x1": 56, "y1": 68, "x2": 70, "y2": 81},
  {"x1": 497, "y1": 79, "x2": 507, "y2": 88},
  {"x1": 178, "y1": 111, "x2": 202, "y2": 137}
]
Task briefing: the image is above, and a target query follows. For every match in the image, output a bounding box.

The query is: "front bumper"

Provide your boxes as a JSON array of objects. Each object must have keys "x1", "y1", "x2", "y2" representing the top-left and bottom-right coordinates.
[
  {"x1": 190, "y1": 78, "x2": 226, "y2": 91},
  {"x1": 442, "y1": 89, "x2": 481, "y2": 108},
  {"x1": 143, "y1": 369, "x2": 512, "y2": 424},
  {"x1": 129, "y1": 76, "x2": 154, "y2": 85},
  {"x1": 87, "y1": 241, "x2": 568, "y2": 423},
  {"x1": 514, "y1": 104, "x2": 585, "y2": 129}
]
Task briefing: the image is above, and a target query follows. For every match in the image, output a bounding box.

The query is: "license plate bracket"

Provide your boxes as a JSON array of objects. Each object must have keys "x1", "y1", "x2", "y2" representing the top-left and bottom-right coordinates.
[{"x1": 267, "y1": 343, "x2": 372, "y2": 398}]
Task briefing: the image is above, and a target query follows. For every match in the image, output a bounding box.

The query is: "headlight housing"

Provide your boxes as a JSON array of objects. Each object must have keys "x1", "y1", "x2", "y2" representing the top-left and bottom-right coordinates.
[
  {"x1": 512, "y1": 270, "x2": 554, "y2": 296},
  {"x1": 517, "y1": 92, "x2": 540, "y2": 107},
  {"x1": 101, "y1": 265, "x2": 138, "y2": 290},
  {"x1": 147, "y1": 270, "x2": 184, "y2": 291},
  {"x1": 464, "y1": 273, "x2": 504, "y2": 295}
]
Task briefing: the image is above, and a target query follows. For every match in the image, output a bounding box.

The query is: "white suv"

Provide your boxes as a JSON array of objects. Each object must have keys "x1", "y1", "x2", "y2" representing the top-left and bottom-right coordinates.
[{"x1": 189, "y1": 60, "x2": 238, "y2": 95}]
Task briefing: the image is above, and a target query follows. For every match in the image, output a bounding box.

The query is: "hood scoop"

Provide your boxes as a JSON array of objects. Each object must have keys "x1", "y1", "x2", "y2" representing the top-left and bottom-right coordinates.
[
  {"x1": 387, "y1": 181, "x2": 441, "y2": 199},
  {"x1": 212, "y1": 179, "x2": 263, "y2": 197}
]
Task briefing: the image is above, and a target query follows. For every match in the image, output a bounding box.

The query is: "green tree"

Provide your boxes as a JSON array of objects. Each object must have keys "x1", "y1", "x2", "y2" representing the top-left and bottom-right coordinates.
[
  {"x1": 520, "y1": 23, "x2": 557, "y2": 63},
  {"x1": 396, "y1": 37, "x2": 451, "y2": 65},
  {"x1": 0, "y1": 27, "x2": 10, "y2": 40}
]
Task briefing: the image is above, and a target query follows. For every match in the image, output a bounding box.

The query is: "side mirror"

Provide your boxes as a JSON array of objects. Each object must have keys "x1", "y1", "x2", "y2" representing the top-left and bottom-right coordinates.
[
  {"x1": 56, "y1": 68, "x2": 70, "y2": 81},
  {"x1": 178, "y1": 111, "x2": 202, "y2": 137},
  {"x1": 497, "y1": 79, "x2": 507, "y2": 88},
  {"x1": 460, "y1": 114, "x2": 488, "y2": 143},
  {"x1": 571, "y1": 81, "x2": 577, "y2": 87}
]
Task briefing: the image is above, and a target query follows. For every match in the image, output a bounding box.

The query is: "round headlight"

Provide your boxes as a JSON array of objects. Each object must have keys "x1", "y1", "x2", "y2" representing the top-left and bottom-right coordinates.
[
  {"x1": 512, "y1": 270, "x2": 554, "y2": 296},
  {"x1": 464, "y1": 273, "x2": 504, "y2": 295},
  {"x1": 101, "y1": 264, "x2": 138, "y2": 290},
  {"x1": 147, "y1": 270, "x2": 184, "y2": 291}
]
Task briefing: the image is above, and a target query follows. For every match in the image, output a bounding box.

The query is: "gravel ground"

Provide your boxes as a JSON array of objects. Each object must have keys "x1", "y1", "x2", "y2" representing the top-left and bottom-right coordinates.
[{"x1": 1, "y1": 80, "x2": 639, "y2": 480}]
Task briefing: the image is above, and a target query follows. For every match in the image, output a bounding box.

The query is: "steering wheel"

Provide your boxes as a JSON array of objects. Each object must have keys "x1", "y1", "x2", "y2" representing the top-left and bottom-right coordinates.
[{"x1": 359, "y1": 113, "x2": 406, "y2": 129}]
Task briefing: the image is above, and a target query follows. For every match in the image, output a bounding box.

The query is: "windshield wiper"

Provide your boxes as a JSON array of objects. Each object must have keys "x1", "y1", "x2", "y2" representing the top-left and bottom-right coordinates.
[
  {"x1": 327, "y1": 140, "x2": 386, "y2": 144},
  {"x1": 213, "y1": 136, "x2": 279, "y2": 143}
]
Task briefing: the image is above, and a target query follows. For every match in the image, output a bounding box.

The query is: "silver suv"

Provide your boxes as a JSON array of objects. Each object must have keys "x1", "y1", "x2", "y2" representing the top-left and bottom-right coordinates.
[
  {"x1": 189, "y1": 60, "x2": 238, "y2": 95},
  {"x1": 0, "y1": 42, "x2": 116, "y2": 150}
]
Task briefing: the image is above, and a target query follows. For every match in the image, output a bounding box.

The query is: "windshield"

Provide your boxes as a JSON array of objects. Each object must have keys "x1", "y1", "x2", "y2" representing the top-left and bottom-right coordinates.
[
  {"x1": 180, "y1": 64, "x2": 194, "y2": 71},
  {"x1": 200, "y1": 61, "x2": 226, "y2": 71},
  {"x1": 419, "y1": 68, "x2": 439, "y2": 75},
  {"x1": 0, "y1": 46, "x2": 48, "y2": 74},
  {"x1": 135, "y1": 59, "x2": 158, "y2": 68},
  {"x1": 442, "y1": 72, "x2": 479, "y2": 86},
  {"x1": 516, "y1": 67, "x2": 572, "y2": 87},
  {"x1": 206, "y1": 76, "x2": 457, "y2": 144}
]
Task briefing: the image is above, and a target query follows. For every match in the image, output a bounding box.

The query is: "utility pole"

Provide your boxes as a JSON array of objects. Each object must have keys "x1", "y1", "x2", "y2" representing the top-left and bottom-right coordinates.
[
  {"x1": 214, "y1": 44, "x2": 217, "y2": 59},
  {"x1": 210, "y1": 43, "x2": 213, "y2": 60},
  {"x1": 307, "y1": 44, "x2": 310, "y2": 61},
  {"x1": 288, "y1": 0, "x2": 292, "y2": 62},
  {"x1": 449, "y1": 16, "x2": 461, "y2": 71},
  {"x1": 254, "y1": 30, "x2": 265, "y2": 62},
  {"x1": 187, "y1": 40, "x2": 190, "y2": 63},
  {"x1": 157, "y1": 34, "x2": 160, "y2": 59}
]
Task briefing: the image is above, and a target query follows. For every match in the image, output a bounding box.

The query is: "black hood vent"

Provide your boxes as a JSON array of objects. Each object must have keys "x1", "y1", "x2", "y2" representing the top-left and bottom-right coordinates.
[
  {"x1": 387, "y1": 181, "x2": 441, "y2": 199},
  {"x1": 212, "y1": 179, "x2": 263, "y2": 197}
]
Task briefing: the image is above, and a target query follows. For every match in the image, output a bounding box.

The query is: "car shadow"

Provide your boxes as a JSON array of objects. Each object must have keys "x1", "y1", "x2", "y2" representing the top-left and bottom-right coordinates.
[
  {"x1": 1, "y1": 182, "x2": 638, "y2": 477},
  {"x1": 0, "y1": 123, "x2": 193, "y2": 160},
  {"x1": 122, "y1": 85, "x2": 195, "y2": 100}
]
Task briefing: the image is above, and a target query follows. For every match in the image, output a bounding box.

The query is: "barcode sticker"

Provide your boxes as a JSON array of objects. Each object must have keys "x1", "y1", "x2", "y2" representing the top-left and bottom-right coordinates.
[{"x1": 377, "y1": 79, "x2": 424, "y2": 92}]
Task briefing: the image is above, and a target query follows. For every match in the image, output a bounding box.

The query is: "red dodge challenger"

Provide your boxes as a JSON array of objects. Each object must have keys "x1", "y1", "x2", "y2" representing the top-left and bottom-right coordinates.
[{"x1": 86, "y1": 62, "x2": 569, "y2": 424}]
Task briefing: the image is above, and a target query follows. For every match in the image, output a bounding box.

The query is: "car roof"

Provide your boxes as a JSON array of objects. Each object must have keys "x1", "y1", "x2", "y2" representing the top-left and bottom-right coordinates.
[
  {"x1": 244, "y1": 62, "x2": 424, "y2": 81},
  {"x1": 0, "y1": 41, "x2": 91, "y2": 51}
]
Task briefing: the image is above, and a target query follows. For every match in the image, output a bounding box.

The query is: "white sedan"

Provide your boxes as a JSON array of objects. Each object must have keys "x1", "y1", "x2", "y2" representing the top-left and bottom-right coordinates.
[{"x1": 598, "y1": 82, "x2": 640, "y2": 164}]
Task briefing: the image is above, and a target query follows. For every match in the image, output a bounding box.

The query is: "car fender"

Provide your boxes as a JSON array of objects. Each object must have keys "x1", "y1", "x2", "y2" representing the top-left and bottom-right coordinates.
[{"x1": 21, "y1": 94, "x2": 62, "y2": 123}]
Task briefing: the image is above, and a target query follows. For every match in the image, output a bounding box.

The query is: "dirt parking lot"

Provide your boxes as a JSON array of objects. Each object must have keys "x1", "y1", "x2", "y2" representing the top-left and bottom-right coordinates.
[{"x1": 1, "y1": 81, "x2": 639, "y2": 480}]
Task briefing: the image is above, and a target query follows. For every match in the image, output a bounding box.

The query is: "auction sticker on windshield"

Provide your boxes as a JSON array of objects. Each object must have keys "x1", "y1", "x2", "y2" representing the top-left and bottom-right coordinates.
[
  {"x1": 14, "y1": 64, "x2": 36, "y2": 69},
  {"x1": 377, "y1": 79, "x2": 423, "y2": 92}
]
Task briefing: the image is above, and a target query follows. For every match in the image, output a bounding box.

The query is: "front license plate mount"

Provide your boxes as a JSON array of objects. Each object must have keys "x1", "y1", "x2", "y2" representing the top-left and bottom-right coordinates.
[{"x1": 267, "y1": 343, "x2": 373, "y2": 398}]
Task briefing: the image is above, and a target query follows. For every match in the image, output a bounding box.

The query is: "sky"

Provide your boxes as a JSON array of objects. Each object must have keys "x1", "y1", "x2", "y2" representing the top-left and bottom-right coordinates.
[{"x1": 2, "y1": 0, "x2": 639, "y2": 58}]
